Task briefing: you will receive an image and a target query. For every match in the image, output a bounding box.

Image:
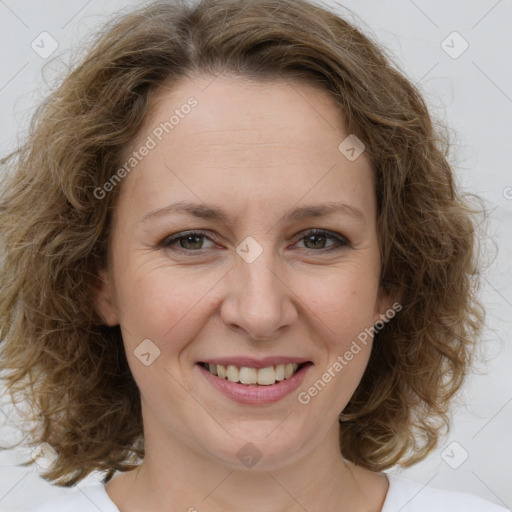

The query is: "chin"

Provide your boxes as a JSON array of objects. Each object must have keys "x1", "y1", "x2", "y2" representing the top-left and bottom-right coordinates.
[{"x1": 196, "y1": 425, "x2": 310, "y2": 471}]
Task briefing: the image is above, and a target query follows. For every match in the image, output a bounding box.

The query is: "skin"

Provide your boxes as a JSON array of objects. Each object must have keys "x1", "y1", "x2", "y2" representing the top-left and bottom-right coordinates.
[{"x1": 95, "y1": 73, "x2": 394, "y2": 512}]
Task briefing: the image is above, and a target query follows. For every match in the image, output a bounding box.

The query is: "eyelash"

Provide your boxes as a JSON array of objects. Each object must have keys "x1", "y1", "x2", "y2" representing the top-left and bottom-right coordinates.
[{"x1": 160, "y1": 229, "x2": 350, "y2": 254}]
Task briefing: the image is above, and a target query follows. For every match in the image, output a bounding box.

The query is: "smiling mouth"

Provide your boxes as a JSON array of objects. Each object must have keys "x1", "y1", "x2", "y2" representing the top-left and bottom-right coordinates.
[{"x1": 198, "y1": 362, "x2": 311, "y2": 386}]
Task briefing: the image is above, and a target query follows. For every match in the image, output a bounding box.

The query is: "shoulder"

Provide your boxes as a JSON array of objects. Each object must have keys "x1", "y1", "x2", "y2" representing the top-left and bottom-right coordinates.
[
  {"x1": 23, "y1": 483, "x2": 119, "y2": 512},
  {"x1": 382, "y1": 473, "x2": 510, "y2": 512}
]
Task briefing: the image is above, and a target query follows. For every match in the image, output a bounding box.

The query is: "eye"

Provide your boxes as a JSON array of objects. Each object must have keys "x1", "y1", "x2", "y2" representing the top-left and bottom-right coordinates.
[
  {"x1": 160, "y1": 228, "x2": 349, "y2": 254},
  {"x1": 161, "y1": 230, "x2": 216, "y2": 252},
  {"x1": 293, "y1": 229, "x2": 349, "y2": 252}
]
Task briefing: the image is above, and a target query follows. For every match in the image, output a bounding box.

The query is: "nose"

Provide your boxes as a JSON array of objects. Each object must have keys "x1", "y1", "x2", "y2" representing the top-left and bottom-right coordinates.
[{"x1": 220, "y1": 251, "x2": 297, "y2": 342}]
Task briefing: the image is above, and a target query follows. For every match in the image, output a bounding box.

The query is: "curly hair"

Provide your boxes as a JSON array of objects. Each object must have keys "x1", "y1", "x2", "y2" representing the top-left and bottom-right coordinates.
[{"x1": 0, "y1": 0, "x2": 484, "y2": 487}]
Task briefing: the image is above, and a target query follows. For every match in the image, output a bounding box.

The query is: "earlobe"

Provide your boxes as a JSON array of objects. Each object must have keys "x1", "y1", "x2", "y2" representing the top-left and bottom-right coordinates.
[{"x1": 92, "y1": 268, "x2": 119, "y2": 326}]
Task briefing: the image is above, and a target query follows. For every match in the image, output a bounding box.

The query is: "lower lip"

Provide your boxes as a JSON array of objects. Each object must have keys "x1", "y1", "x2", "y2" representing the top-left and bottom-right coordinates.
[{"x1": 197, "y1": 363, "x2": 312, "y2": 405}]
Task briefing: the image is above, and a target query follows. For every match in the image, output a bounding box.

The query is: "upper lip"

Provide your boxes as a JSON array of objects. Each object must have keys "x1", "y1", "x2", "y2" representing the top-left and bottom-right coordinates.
[{"x1": 198, "y1": 356, "x2": 311, "y2": 369}]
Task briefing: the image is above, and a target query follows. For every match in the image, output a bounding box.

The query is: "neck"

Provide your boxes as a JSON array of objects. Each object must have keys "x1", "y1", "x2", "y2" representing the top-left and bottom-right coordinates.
[{"x1": 106, "y1": 416, "x2": 388, "y2": 512}]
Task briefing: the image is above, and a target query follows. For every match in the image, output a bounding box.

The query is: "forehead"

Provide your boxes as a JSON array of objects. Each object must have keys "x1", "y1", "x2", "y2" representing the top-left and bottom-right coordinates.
[
  {"x1": 141, "y1": 73, "x2": 347, "y2": 151},
  {"x1": 115, "y1": 73, "x2": 375, "y2": 225}
]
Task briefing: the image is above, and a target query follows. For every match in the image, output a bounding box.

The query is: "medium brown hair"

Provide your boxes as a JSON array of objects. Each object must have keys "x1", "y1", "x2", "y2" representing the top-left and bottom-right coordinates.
[{"x1": 0, "y1": 0, "x2": 484, "y2": 486}]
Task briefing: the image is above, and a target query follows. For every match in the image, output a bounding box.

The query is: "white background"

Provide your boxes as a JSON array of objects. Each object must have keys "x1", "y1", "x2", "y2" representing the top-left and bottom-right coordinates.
[{"x1": 0, "y1": 1, "x2": 511, "y2": 510}]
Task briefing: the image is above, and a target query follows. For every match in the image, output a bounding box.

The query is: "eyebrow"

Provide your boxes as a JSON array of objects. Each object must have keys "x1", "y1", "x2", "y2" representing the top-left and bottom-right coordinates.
[{"x1": 139, "y1": 200, "x2": 365, "y2": 225}]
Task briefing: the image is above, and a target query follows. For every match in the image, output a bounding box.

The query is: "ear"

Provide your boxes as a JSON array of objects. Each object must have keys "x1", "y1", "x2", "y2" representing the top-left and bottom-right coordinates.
[
  {"x1": 92, "y1": 268, "x2": 119, "y2": 327},
  {"x1": 373, "y1": 285, "x2": 401, "y2": 327}
]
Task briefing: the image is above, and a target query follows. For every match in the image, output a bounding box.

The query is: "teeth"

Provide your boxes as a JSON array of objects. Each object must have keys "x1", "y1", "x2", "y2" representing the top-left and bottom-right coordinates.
[
  {"x1": 239, "y1": 367, "x2": 258, "y2": 385},
  {"x1": 257, "y1": 366, "x2": 277, "y2": 385},
  {"x1": 217, "y1": 364, "x2": 227, "y2": 379},
  {"x1": 284, "y1": 363, "x2": 295, "y2": 379},
  {"x1": 226, "y1": 365, "x2": 239, "y2": 383},
  {"x1": 204, "y1": 362, "x2": 301, "y2": 385}
]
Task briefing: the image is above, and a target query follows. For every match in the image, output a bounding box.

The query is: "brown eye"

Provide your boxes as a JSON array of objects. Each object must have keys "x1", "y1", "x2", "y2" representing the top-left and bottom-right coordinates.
[
  {"x1": 177, "y1": 234, "x2": 205, "y2": 250},
  {"x1": 295, "y1": 229, "x2": 349, "y2": 252},
  {"x1": 161, "y1": 229, "x2": 349, "y2": 255},
  {"x1": 162, "y1": 231, "x2": 216, "y2": 252},
  {"x1": 303, "y1": 233, "x2": 328, "y2": 250}
]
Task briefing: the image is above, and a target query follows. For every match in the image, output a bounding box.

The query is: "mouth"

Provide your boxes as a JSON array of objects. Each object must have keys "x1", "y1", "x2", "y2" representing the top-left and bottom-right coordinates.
[{"x1": 197, "y1": 361, "x2": 312, "y2": 386}]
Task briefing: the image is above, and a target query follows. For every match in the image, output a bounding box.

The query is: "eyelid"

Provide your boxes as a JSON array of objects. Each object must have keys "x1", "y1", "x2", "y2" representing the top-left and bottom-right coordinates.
[
  {"x1": 160, "y1": 228, "x2": 351, "y2": 253},
  {"x1": 160, "y1": 229, "x2": 218, "y2": 249},
  {"x1": 292, "y1": 228, "x2": 350, "y2": 249}
]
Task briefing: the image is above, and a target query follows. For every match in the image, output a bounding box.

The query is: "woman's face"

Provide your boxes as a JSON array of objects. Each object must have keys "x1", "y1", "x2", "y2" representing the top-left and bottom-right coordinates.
[{"x1": 97, "y1": 73, "x2": 393, "y2": 470}]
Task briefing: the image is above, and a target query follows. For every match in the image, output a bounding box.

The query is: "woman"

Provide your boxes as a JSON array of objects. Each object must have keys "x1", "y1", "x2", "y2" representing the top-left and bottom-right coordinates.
[{"x1": 0, "y1": 0, "x2": 508, "y2": 510}]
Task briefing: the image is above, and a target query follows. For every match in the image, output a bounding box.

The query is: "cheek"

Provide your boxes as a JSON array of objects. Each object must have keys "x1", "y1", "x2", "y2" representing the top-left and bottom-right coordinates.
[
  {"x1": 298, "y1": 262, "x2": 380, "y2": 342},
  {"x1": 299, "y1": 275, "x2": 376, "y2": 413},
  {"x1": 113, "y1": 254, "x2": 223, "y2": 349},
  {"x1": 295, "y1": 261, "x2": 378, "y2": 405}
]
